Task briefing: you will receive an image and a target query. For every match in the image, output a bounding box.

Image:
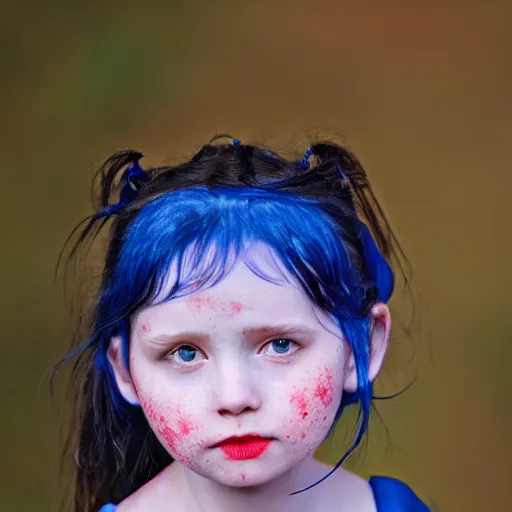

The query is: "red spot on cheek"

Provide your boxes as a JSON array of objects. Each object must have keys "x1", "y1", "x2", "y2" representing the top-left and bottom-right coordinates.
[
  {"x1": 141, "y1": 396, "x2": 198, "y2": 465},
  {"x1": 161, "y1": 426, "x2": 186, "y2": 461},
  {"x1": 290, "y1": 388, "x2": 309, "y2": 420},
  {"x1": 141, "y1": 323, "x2": 151, "y2": 333},
  {"x1": 178, "y1": 418, "x2": 195, "y2": 436},
  {"x1": 314, "y1": 368, "x2": 334, "y2": 407},
  {"x1": 229, "y1": 302, "x2": 243, "y2": 314}
]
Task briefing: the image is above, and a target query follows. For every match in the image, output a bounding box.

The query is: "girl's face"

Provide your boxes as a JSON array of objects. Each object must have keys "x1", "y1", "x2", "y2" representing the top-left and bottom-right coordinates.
[{"x1": 124, "y1": 248, "x2": 353, "y2": 487}]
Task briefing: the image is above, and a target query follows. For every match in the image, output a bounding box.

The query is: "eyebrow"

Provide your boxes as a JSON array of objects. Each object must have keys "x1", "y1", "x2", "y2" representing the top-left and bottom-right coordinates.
[
  {"x1": 141, "y1": 323, "x2": 316, "y2": 347},
  {"x1": 241, "y1": 324, "x2": 316, "y2": 339}
]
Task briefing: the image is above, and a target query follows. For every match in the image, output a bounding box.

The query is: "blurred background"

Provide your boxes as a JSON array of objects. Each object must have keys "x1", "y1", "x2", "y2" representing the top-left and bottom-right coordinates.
[{"x1": 1, "y1": 1, "x2": 510, "y2": 510}]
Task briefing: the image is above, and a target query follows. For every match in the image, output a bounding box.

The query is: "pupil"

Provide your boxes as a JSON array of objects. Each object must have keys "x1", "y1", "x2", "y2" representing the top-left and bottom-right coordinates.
[
  {"x1": 273, "y1": 339, "x2": 290, "y2": 353},
  {"x1": 178, "y1": 346, "x2": 196, "y2": 362}
]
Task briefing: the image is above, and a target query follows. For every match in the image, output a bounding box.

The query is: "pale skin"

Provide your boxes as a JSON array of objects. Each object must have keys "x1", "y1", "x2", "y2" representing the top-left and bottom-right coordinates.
[{"x1": 108, "y1": 246, "x2": 391, "y2": 512}]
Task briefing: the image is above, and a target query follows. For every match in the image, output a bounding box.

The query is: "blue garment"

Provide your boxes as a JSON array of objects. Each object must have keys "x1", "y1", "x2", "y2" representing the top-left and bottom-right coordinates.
[
  {"x1": 99, "y1": 476, "x2": 430, "y2": 511},
  {"x1": 99, "y1": 505, "x2": 116, "y2": 512},
  {"x1": 369, "y1": 477, "x2": 430, "y2": 511}
]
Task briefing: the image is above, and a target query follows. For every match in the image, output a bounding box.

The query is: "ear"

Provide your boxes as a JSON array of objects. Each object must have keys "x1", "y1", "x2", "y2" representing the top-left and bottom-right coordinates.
[
  {"x1": 107, "y1": 336, "x2": 140, "y2": 405},
  {"x1": 343, "y1": 302, "x2": 391, "y2": 392}
]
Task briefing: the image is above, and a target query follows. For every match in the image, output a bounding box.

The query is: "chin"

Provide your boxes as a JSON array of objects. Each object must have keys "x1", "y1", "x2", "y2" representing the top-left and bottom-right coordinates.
[{"x1": 209, "y1": 460, "x2": 293, "y2": 489}]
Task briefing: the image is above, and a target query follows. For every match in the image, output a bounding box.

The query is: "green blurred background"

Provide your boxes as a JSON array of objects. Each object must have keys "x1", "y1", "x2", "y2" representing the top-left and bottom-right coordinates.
[{"x1": 1, "y1": 1, "x2": 510, "y2": 510}]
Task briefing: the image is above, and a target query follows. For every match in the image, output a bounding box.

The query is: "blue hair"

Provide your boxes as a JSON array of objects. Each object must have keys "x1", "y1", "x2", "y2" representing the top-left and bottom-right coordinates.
[
  {"x1": 56, "y1": 139, "x2": 408, "y2": 508},
  {"x1": 93, "y1": 186, "x2": 392, "y2": 479}
]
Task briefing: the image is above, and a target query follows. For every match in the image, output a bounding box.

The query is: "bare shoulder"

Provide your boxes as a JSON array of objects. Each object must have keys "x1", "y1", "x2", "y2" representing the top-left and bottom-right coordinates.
[
  {"x1": 116, "y1": 465, "x2": 184, "y2": 512},
  {"x1": 311, "y1": 461, "x2": 377, "y2": 512}
]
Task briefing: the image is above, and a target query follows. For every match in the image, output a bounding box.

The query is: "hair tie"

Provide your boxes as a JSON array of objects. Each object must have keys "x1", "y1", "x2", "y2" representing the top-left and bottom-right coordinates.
[
  {"x1": 118, "y1": 160, "x2": 150, "y2": 206},
  {"x1": 300, "y1": 147, "x2": 313, "y2": 169},
  {"x1": 358, "y1": 222, "x2": 394, "y2": 302},
  {"x1": 232, "y1": 138, "x2": 242, "y2": 147}
]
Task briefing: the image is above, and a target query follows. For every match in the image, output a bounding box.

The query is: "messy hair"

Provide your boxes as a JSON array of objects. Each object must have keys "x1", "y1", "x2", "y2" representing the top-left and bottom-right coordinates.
[{"x1": 54, "y1": 136, "x2": 408, "y2": 511}]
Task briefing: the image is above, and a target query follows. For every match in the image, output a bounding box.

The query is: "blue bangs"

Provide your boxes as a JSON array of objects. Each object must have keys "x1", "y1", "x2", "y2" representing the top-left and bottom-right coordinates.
[
  {"x1": 94, "y1": 186, "x2": 393, "y2": 427},
  {"x1": 103, "y1": 187, "x2": 377, "y2": 320}
]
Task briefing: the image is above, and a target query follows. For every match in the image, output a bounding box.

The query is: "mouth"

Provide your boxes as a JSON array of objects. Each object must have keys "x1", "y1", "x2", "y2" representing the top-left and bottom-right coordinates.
[{"x1": 213, "y1": 434, "x2": 273, "y2": 461}]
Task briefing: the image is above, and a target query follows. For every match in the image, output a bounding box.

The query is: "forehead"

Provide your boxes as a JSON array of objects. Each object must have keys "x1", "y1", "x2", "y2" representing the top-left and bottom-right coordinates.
[
  {"x1": 131, "y1": 246, "x2": 345, "y2": 346},
  {"x1": 135, "y1": 244, "x2": 327, "y2": 329},
  {"x1": 134, "y1": 274, "x2": 327, "y2": 345},
  {"x1": 152, "y1": 241, "x2": 289, "y2": 301}
]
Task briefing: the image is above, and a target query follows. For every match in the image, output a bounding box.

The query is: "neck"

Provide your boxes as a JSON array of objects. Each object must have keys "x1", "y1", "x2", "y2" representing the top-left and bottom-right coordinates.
[{"x1": 175, "y1": 457, "x2": 329, "y2": 512}]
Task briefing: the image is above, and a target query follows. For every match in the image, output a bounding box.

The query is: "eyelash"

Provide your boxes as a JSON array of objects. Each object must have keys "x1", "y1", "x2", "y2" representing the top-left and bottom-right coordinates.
[
  {"x1": 167, "y1": 345, "x2": 205, "y2": 367},
  {"x1": 259, "y1": 338, "x2": 300, "y2": 357},
  {"x1": 165, "y1": 338, "x2": 301, "y2": 366}
]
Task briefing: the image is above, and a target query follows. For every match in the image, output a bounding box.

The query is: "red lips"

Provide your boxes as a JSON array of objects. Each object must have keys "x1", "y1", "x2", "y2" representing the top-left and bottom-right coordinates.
[{"x1": 214, "y1": 434, "x2": 273, "y2": 460}]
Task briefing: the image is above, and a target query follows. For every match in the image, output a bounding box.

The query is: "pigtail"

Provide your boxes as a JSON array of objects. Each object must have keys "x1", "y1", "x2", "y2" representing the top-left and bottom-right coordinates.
[
  {"x1": 54, "y1": 150, "x2": 155, "y2": 511},
  {"x1": 93, "y1": 150, "x2": 145, "y2": 210},
  {"x1": 310, "y1": 142, "x2": 410, "y2": 283},
  {"x1": 56, "y1": 150, "x2": 146, "y2": 273},
  {"x1": 288, "y1": 143, "x2": 414, "y2": 495}
]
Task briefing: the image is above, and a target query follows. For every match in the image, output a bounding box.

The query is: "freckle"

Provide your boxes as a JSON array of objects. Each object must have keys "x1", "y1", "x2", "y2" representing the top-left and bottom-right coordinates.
[
  {"x1": 178, "y1": 418, "x2": 195, "y2": 436},
  {"x1": 229, "y1": 302, "x2": 243, "y2": 314},
  {"x1": 314, "y1": 367, "x2": 334, "y2": 407},
  {"x1": 160, "y1": 424, "x2": 192, "y2": 465},
  {"x1": 290, "y1": 388, "x2": 309, "y2": 420},
  {"x1": 286, "y1": 435, "x2": 290, "y2": 439},
  {"x1": 323, "y1": 416, "x2": 327, "y2": 421},
  {"x1": 140, "y1": 395, "x2": 193, "y2": 465},
  {"x1": 301, "y1": 433, "x2": 306, "y2": 439},
  {"x1": 187, "y1": 295, "x2": 217, "y2": 313}
]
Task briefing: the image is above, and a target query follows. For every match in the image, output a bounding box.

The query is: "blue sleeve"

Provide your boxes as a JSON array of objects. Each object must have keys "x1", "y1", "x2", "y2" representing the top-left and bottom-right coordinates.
[
  {"x1": 98, "y1": 504, "x2": 116, "y2": 512},
  {"x1": 369, "y1": 477, "x2": 431, "y2": 511}
]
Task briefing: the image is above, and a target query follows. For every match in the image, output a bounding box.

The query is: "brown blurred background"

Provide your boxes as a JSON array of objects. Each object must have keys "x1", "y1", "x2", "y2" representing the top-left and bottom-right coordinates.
[{"x1": 1, "y1": 1, "x2": 511, "y2": 510}]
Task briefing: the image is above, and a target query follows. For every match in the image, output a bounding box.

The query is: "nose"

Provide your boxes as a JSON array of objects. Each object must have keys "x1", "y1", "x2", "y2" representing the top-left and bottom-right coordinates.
[{"x1": 212, "y1": 357, "x2": 262, "y2": 417}]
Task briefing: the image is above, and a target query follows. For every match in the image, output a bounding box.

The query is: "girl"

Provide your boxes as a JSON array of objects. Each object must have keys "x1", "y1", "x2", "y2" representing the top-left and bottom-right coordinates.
[{"x1": 55, "y1": 136, "x2": 430, "y2": 511}]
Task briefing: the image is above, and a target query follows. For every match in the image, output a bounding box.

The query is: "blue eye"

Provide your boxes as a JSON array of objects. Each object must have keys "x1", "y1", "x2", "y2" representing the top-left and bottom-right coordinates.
[
  {"x1": 270, "y1": 338, "x2": 292, "y2": 354},
  {"x1": 260, "y1": 338, "x2": 300, "y2": 357},
  {"x1": 176, "y1": 345, "x2": 197, "y2": 362},
  {"x1": 168, "y1": 344, "x2": 206, "y2": 367}
]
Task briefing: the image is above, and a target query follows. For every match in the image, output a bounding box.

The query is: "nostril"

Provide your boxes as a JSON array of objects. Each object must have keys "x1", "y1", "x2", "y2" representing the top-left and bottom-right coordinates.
[{"x1": 218, "y1": 405, "x2": 254, "y2": 417}]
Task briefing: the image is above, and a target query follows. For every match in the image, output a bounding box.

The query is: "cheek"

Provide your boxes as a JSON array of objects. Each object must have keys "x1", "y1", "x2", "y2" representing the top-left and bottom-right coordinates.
[
  {"x1": 130, "y1": 356, "x2": 204, "y2": 464},
  {"x1": 139, "y1": 392, "x2": 203, "y2": 466},
  {"x1": 283, "y1": 365, "x2": 340, "y2": 445}
]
